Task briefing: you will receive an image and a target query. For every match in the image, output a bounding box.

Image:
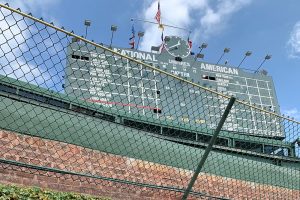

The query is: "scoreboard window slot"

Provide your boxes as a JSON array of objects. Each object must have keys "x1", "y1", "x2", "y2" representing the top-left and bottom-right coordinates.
[
  {"x1": 259, "y1": 88, "x2": 270, "y2": 97},
  {"x1": 261, "y1": 97, "x2": 272, "y2": 105},
  {"x1": 142, "y1": 71, "x2": 148, "y2": 78},
  {"x1": 146, "y1": 72, "x2": 155, "y2": 80},
  {"x1": 130, "y1": 107, "x2": 142, "y2": 115},
  {"x1": 246, "y1": 79, "x2": 257, "y2": 87},
  {"x1": 129, "y1": 78, "x2": 139, "y2": 86},
  {"x1": 119, "y1": 96, "x2": 129, "y2": 105},
  {"x1": 130, "y1": 87, "x2": 140, "y2": 96},
  {"x1": 107, "y1": 84, "x2": 117, "y2": 91},
  {"x1": 71, "y1": 54, "x2": 80, "y2": 59},
  {"x1": 143, "y1": 81, "x2": 151, "y2": 88},
  {"x1": 118, "y1": 67, "x2": 127, "y2": 76},
  {"x1": 131, "y1": 69, "x2": 141, "y2": 77},
  {"x1": 248, "y1": 87, "x2": 259, "y2": 95},
  {"x1": 144, "y1": 90, "x2": 156, "y2": 98},
  {"x1": 165, "y1": 90, "x2": 172, "y2": 97},
  {"x1": 235, "y1": 77, "x2": 246, "y2": 85},
  {"x1": 131, "y1": 97, "x2": 142, "y2": 105},
  {"x1": 143, "y1": 81, "x2": 156, "y2": 89},
  {"x1": 116, "y1": 85, "x2": 126, "y2": 94},
  {"x1": 114, "y1": 60, "x2": 126, "y2": 66},
  {"x1": 209, "y1": 76, "x2": 216, "y2": 81},
  {"x1": 153, "y1": 108, "x2": 162, "y2": 114},
  {"x1": 257, "y1": 80, "x2": 268, "y2": 88},
  {"x1": 102, "y1": 85, "x2": 113, "y2": 92},
  {"x1": 236, "y1": 93, "x2": 248, "y2": 100},
  {"x1": 202, "y1": 75, "x2": 208, "y2": 80},
  {"x1": 256, "y1": 121, "x2": 267, "y2": 130},
  {"x1": 110, "y1": 65, "x2": 119, "y2": 74},
  {"x1": 112, "y1": 74, "x2": 121, "y2": 83},
  {"x1": 120, "y1": 76, "x2": 128, "y2": 83},
  {"x1": 81, "y1": 56, "x2": 89, "y2": 61},
  {"x1": 113, "y1": 95, "x2": 122, "y2": 103},
  {"x1": 202, "y1": 75, "x2": 216, "y2": 81}
]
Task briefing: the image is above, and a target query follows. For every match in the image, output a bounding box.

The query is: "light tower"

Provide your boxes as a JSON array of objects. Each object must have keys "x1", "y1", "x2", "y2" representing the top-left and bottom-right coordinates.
[
  {"x1": 84, "y1": 20, "x2": 91, "y2": 38},
  {"x1": 110, "y1": 25, "x2": 117, "y2": 47},
  {"x1": 195, "y1": 43, "x2": 208, "y2": 60},
  {"x1": 255, "y1": 54, "x2": 272, "y2": 73},
  {"x1": 217, "y1": 48, "x2": 230, "y2": 64},
  {"x1": 238, "y1": 51, "x2": 252, "y2": 68},
  {"x1": 136, "y1": 31, "x2": 144, "y2": 50}
]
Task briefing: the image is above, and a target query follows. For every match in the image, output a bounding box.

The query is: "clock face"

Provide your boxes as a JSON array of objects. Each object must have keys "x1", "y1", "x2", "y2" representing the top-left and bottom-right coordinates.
[{"x1": 164, "y1": 36, "x2": 191, "y2": 58}]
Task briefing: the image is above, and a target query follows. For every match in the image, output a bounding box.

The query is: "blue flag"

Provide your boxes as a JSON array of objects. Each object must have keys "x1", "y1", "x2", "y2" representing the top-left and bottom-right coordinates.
[
  {"x1": 129, "y1": 25, "x2": 135, "y2": 40},
  {"x1": 129, "y1": 24, "x2": 135, "y2": 49}
]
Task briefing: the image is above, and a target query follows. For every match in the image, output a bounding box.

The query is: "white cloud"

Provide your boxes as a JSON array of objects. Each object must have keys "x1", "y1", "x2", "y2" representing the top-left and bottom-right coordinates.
[
  {"x1": 0, "y1": 60, "x2": 52, "y2": 86},
  {"x1": 282, "y1": 108, "x2": 300, "y2": 121},
  {"x1": 287, "y1": 21, "x2": 300, "y2": 58},
  {"x1": 0, "y1": 0, "x2": 60, "y2": 15},
  {"x1": 139, "y1": 0, "x2": 252, "y2": 51},
  {"x1": 0, "y1": 0, "x2": 62, "y2": 89}
]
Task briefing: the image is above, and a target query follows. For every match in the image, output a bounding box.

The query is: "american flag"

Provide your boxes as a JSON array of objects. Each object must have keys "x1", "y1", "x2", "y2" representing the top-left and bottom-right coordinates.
[{"x1": 155, "y1": 1, "x2": 161, "y2": 24}]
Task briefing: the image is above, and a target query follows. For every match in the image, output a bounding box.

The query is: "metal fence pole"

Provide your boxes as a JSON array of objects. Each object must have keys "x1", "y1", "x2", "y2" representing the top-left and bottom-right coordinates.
[{"x1": 182, "y1": 96, "x2": 236, "y2": 200}]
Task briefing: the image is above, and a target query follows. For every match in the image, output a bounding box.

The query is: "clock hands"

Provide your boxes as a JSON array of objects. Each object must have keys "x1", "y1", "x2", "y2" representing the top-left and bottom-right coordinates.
[
  {"x1": 168, "y1": 40, "x2": 181, "y2": 50},
  {"x1": 169, "y1": 46, "x2": 178, "y2": 51}
]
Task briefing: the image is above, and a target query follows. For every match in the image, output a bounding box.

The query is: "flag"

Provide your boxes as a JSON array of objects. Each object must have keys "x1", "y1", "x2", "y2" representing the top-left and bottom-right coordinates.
[
  {"x1": 129, "y1": 24, "x2": 135, "y2": 49},
  {"x1": 129, "y1": 24, "x2": 135, "y2": 40},
  {"x1": 155, "y1": 1, "x2": 161, "y2": 24},
  {"x1": 129, "y1": 41, "x2": 135, "y2": 49},
  {"x1": 188, "y1": 36, "x2": 192, "y2": 49}
]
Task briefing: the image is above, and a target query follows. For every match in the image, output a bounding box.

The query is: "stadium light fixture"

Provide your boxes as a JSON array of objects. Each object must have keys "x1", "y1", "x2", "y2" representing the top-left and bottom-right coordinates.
[
  {"x1": 196, "y1": 53, "x2": 204, "y2": 59},
  {"x1": 238, "y1": 51, "x2": 252, "y2": 68},
  {"x1": 255, "y1": 54, "x2": 272, "y2": 73},
  {"x1": 217, "y1": 48, "x2": 230, "y2": 64},
  {"x1": 84, "y1": 20, "x2": 91, "y2": 38},
  {"x1": 195, "y1": 43, "x2": 207, "y2": 60},
  {"x1": 136, "y1": 31, "x2": 144, "y2": 50},
  {"x1": 110, "y1": 25, "x2": 118, "y2": 47}
]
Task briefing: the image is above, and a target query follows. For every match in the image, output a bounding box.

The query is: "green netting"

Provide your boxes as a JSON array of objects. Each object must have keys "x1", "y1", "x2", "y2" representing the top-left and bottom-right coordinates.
[{"x1": 0, "y1": 3, "x2": 299, "y2": 200}]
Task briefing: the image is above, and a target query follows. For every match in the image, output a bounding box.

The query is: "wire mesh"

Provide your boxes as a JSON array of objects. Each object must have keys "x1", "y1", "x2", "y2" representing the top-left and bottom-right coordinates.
[{"x1": 0, "y1": 3, "x2": 299, "y2": 199}]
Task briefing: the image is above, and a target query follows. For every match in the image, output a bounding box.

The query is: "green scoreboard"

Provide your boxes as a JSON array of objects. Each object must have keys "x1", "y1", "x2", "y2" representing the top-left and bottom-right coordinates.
[{"x1": 65, "y1": 36, "x2": 283, "y2": 138}]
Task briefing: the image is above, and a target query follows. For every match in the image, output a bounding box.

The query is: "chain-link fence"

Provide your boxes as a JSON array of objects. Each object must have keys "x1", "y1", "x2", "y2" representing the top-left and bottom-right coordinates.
[{"x1": 0, "y1": 3, "x2": 299, "y2": 199}]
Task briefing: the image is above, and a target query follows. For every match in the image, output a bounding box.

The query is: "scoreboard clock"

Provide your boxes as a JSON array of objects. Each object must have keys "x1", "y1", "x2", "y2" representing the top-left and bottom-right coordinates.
[{"x1": 164, "y1": 36, "x2": 190, "y2": 58}]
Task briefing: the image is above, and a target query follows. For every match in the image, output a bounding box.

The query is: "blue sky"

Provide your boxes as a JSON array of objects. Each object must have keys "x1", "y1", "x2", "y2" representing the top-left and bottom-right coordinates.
[{"x1": 2, "y1": 0, "x2": 300, "y2": 120}]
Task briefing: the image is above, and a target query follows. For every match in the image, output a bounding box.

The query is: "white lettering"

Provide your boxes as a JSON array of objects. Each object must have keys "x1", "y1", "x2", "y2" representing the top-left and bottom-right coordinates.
[
  {"x1": 169, "y1": 60, "x2": 190, "y2": 67},
  {"x1": 200, "y1": 63, "x2": 239, "y2": 75},
  {"x1": 170, "y1": 70, "x2": 190, "y2": 77},
  {"x1": 113, "y1": 48, "x2": 156, "y2": 62}
]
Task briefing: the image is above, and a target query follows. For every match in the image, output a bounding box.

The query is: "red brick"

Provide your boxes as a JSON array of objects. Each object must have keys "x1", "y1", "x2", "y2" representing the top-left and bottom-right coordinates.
[{"x1": 0, "y1": 130, "x2": 299, "y2": 200}]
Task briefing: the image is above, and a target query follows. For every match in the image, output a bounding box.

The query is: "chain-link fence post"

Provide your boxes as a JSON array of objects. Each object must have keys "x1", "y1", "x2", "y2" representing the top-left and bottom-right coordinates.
[{"x1": 182, "y1": 96, "x2": 236, "y2": 200}]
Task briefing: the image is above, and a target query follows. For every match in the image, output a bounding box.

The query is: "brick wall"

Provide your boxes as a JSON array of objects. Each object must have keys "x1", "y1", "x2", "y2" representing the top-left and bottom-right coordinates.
[{"x1": 0, "y1": 130, "x2": 299, "y2": 199}]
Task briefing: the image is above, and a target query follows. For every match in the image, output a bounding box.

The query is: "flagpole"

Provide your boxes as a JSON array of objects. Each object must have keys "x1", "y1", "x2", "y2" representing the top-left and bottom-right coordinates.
[{"x1": 131, "y1": 18, "x2": 191, "y2": 33}]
